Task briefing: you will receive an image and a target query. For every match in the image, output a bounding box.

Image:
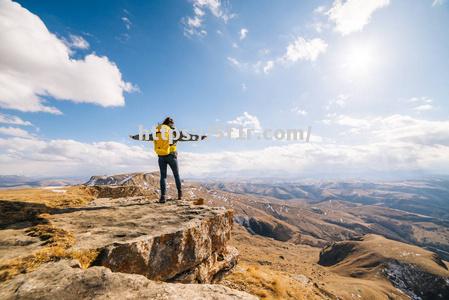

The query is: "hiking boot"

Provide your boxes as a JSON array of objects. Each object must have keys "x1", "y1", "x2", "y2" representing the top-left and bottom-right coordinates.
[
  {"x1": 177, "y1": 190, "x2": 183, "y2": 200},
  {"x1": 159, "y1": 195, "x2": 166, "y2": 203}
]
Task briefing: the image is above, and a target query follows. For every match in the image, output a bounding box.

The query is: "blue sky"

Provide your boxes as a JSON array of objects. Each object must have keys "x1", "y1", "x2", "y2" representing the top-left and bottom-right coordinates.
[{"x1": 0, "y1": 0, "x2": 449, "y2": 178}]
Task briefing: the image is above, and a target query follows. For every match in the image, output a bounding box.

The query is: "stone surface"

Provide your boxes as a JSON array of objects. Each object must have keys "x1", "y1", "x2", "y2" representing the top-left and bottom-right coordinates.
[
  {"x1": 0, "y1": 261, "x2": 257, "y2": 300},
  {"x1": 46, "y1": 197, "x2": 238, "y2": 283},
  {"x1": 0, "y1": 174, "x2": 251, "y2": 298},
  {"x1": 88, "y1": 184, "x2": 158, "y2": 199}
]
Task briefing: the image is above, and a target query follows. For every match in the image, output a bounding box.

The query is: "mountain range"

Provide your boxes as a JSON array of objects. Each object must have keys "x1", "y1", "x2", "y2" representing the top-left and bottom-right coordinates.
[{"x1": 1, "y1": 172, "x2": 448, "y2": 299}]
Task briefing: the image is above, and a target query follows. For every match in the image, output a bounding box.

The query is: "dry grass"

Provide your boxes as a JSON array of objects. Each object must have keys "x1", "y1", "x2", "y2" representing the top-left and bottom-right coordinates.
[
  {"x1": 226, "y1": 226, "x2": 437, "y2": 300},
  {"x1": 0, "y1": 245, "x2": 66, "y2": 281},
  {"x1": 0, "y1": 223, "x2": 73, "y2": 281},
  {"x1": 223, "y1": 225, "x2": 345, "y2": 299},
  {"x1": 193, "y1": 198, "x2": 205, "y2": 205},
  {"x1": 70, "y1": 249, "x2": 100, "y2": 269},
  {"x1": 224, "y1": 263, "x2": 320, "y2": 300},
  {"x1": 0, "y1": 187, "x2": 100, "y2": 282},
  {"x1": 25, "y1": 223, "x2": 75, "y2": 247},
  {"x1": 0, "y1": 186, "x2": 96, "y2": 208},
  {"x1": 0, "y1": 222, "x2": 100, "y2": 281}
]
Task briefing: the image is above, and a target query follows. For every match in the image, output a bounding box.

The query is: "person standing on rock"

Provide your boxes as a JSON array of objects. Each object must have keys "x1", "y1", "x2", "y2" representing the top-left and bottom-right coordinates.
[{"x1": 153, "y1": 117, "x2": 206, "y2": 203}]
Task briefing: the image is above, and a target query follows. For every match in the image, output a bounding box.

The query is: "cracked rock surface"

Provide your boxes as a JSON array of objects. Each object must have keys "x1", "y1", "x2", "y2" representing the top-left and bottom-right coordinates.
[
  {"x1": 0, "y1": 261, "x2": 257, "y2": 300},
  {"x1": 47, "y1": 197, "x2": 239, "y2": 283}
]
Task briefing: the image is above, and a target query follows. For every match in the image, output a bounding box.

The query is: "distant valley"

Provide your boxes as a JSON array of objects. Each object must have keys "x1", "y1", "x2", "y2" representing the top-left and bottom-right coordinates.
[
  {"x1": 204, "y1": 178, "x2": 449, "y2": 260},
  {"x1": 0, "y1": 175, "x2": 85, "y2": 189}
]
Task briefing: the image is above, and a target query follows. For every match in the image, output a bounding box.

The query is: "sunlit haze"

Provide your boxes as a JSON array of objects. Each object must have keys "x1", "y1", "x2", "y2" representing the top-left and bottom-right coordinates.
[{"x1": 0, "y1": 0, "x2": 448, "y2": 179}]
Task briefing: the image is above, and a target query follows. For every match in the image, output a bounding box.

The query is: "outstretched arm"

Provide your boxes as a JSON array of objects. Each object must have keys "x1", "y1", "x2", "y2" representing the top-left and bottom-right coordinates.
[
  {"x1": 129, "y1": 131, "x2": 207, "y2": 142},
  {"x1": 130, "y1": 133, "x2": 154, "y2": 141},
  {"x1": 176, "y1": 131, "x2": 207, "y2": 142}
]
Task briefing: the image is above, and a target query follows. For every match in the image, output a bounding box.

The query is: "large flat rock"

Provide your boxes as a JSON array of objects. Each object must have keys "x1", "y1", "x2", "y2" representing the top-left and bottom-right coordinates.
[
  {"x1": 0, "y1": 261, "x2": 257, "y2": 300},
  {"x1": 46, "y1": 197, "x2": 238, "y2": 283}
]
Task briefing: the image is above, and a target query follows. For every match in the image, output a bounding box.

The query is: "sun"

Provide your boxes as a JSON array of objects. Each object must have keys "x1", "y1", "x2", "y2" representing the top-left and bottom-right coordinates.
[{"x1": 341, "y1": 42, "x2": 378, "y2": 78}]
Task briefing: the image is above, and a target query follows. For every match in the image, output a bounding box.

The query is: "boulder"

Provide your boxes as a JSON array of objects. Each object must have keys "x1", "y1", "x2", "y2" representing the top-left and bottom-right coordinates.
[
  {"x1": 47, "y1": 197, "x2": 238, "y2": 283},
  {"x1": 0, "y1": 261, "x2": 257, "y2": 300}
]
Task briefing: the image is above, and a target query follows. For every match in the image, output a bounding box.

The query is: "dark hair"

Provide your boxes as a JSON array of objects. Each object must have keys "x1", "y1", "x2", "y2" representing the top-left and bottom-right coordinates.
[{"x1": 162, "y1": 117, "x2": 174, "y2": 126}]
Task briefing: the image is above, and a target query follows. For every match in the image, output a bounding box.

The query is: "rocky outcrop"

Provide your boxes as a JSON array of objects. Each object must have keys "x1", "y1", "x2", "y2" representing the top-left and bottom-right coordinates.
[
  {"x1": 382, "y1": 260, "x2": 449, "y2": 300},
  {"x1": 87, "y1": 184, "x2": 158, "y2": 199},
  {"x1": 0, "y1": 261, "x2": 257, "y2": 300},
  {"x1": 83, "y1": 198, "x2": 238, "y2": 283},
  {"x1": 41, "y1": 197, "x2": 240, "y2": 284},
  {"x1": 0, "y1": 172, "x2": 253, "y2": 299},
  {"x1": 1, "y1": 196, "x2": 240, "y2": 286}
]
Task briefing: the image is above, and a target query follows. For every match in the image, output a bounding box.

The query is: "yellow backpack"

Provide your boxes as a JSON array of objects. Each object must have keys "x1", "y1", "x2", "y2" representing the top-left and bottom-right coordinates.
[{"x1": 154, "y1": 124, "x2": 172, "y2": 156}]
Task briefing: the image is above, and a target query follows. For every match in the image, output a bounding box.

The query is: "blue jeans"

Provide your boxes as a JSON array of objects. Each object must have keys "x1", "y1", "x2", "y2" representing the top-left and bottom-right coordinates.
[{"x1": 158, "y1": 154, "x2": 181, "y2": 197}]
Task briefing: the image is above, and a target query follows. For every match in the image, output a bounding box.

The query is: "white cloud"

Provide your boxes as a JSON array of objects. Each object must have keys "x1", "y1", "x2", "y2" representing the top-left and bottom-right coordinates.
[
  {"x1": 227, "y1": 112, "x2": 262, "y2": 131},
  {"x1": 408, "y1": 96, "x2": 432, "y2": 103},
  {"x1": 432, "y1": 0, "x2": 445, "y2": 6},
  {"x1": 326, "y1": 0, "x2": 390, "y2": 35},
  {"x1": 239, "y1": 28, "x2": 248, "y2": 40},
  {"x1": 0, "y1": 113, "x2": 32, "y2": 126},
  {"x1": 185, "y1": 114, "x2": 449, "y2": 177},
  {"x1": 314, "y1": 5, "x2": 327, "y2": 14},
  {"x1": 0, "y1": 137, "x2": 154, "y2": 176},
  {"x1": 243, "y1": 37, "x2": 327, "y2": 75},
  {"x1": 227, "y1": 57, "x2": 239, "y2": 66},
  {"x1": 1, "y1": 114, "x2": 449, "y2": 177},
  {"x1": 183, "y1": 0, "x2": 234, "y2": 37},
  {"x1": 283, "y1": 37, "x2": 328, "y2": 62},
  {"x1": 241, "y1": 83, "x2": 247, "y2": 91},
  {"x1": 259, "y1": 48, "x2": 270, "y2": 56},
  {"x1": 407, "y1": 96, "x2": 434, "y2": 112},
  {"x1": 324, "y1": 114, "x2": 449, "y2": 146},
  {"x1": 0, "y1": 126, "x2": 33, "y2": 138},
  {"x1": 263, "y1": 61, "x2": 274, "y2": 74},
  {"x1": 374, "y1": 115, "x2": 449, "y2": 145},
  {"x1": 291, "y1": 107, "x2": 308, "y2": 116},
  {"x1": 335, "y1": 96, "x2": 347, "y2": 107},
  {"x1": 227, "y1": 57, "x2": 246, "y2": 69},
  {"x1": 252, "y1": 61, "x2": 263, "y2": 73},
  {"x1": 413, "y1": 104, "x2": 434, "y2": 111},
  {"x1": 310, "y1": 6, "x2": 330, "y2": 33},
  {"x1": 188, "y1": 16, "x2": 202, "y2": 28},
  {"x1": 180, "y1": 142, "x2": 449, "y2": 177},
  {"x1": 325, "y1": 94, "x2": 348, "y2": 111},
  {"x1": 226, "y1": 112, "x2": 262, "y2": 139},
  {"x1": 121, "y1": 16, "x2": 132, "y2": 30},
  {"x1": 187, "y1": 114, "x2": 449, "y2": 175},
  {"x1": 65, "y1": 34, "x2": 90, "y2": 50},
  {"x1": 330, "y1": 114, "x2": 371, "y2": 131},
  {"x1": 0, "y1": 0, "x2": 136, "y2": 114},
  {"x1": 310, "y1": 21, "x2": 326, "y2": 33},
  {"x1": 201, "y1": 0, "x2": 223, "y2": 18}
]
